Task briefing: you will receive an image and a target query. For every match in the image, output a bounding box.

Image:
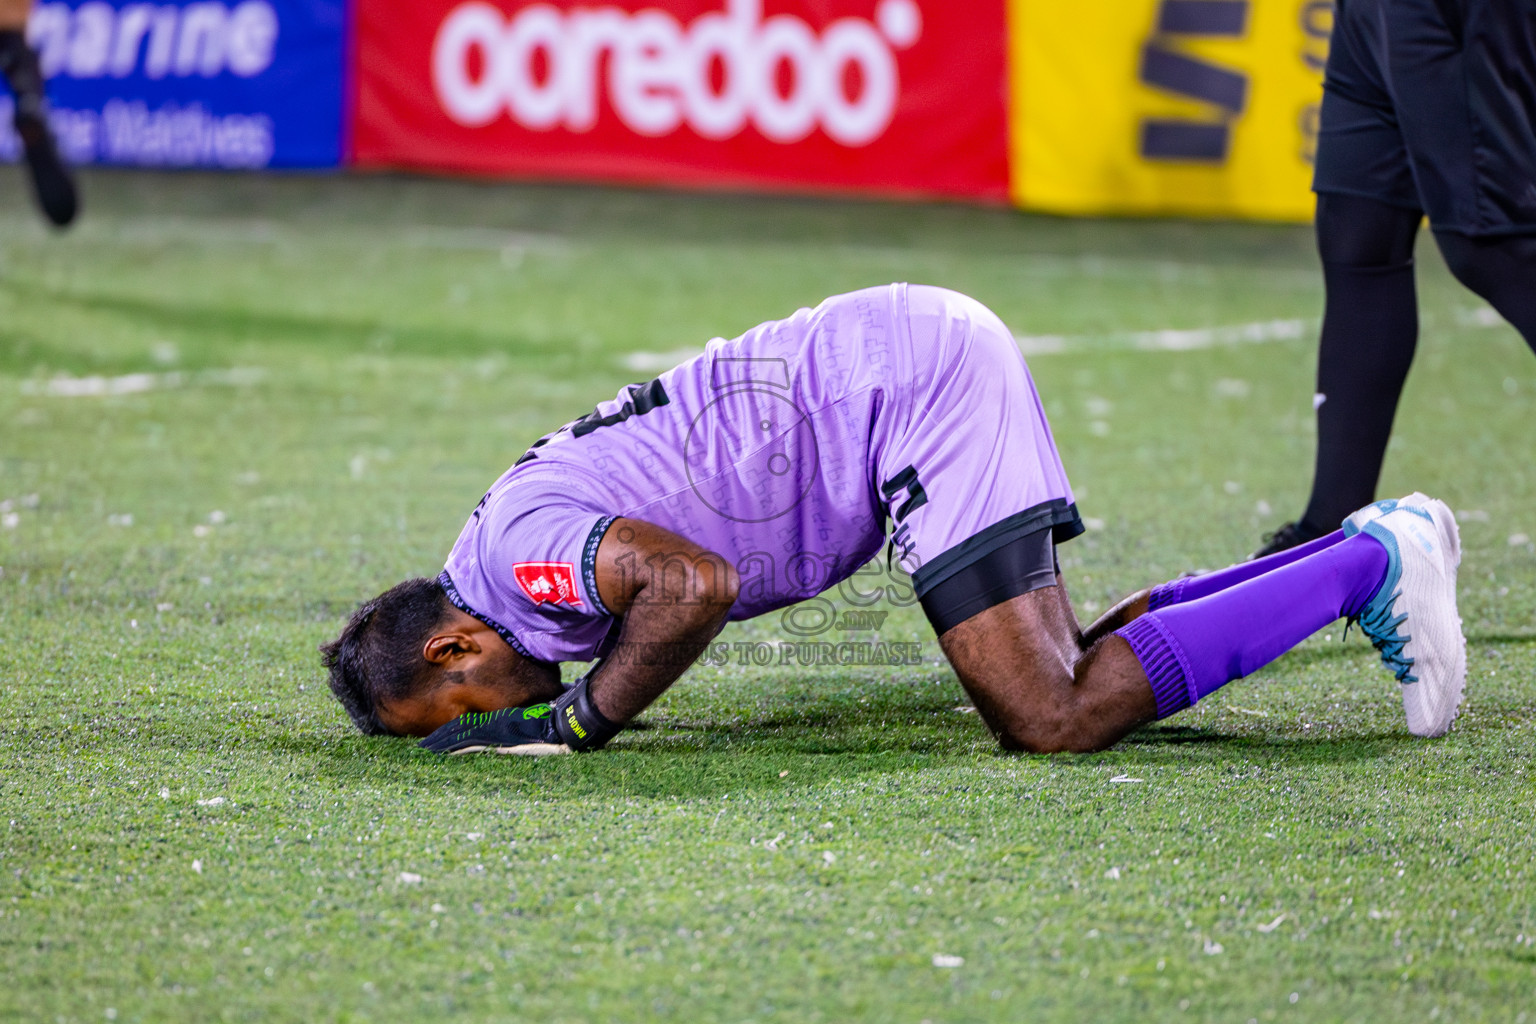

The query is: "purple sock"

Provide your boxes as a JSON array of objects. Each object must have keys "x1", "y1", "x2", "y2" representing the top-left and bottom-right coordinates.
[
  {"x1": 1118, "y1": 533, "x2": 1389, "y2": 718},
  {"x1": 1147, "y1": 529, "x2": 1348, "y2": 610}
]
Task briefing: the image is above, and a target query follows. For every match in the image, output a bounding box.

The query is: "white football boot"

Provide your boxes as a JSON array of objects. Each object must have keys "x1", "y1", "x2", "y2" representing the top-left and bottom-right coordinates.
[
  {"x1": 1342, "y1": 495, "x2": 1402, "y2": 537},
  {"x1": 1352, "y1": 495, "x2": 1466, "y2": 737}
]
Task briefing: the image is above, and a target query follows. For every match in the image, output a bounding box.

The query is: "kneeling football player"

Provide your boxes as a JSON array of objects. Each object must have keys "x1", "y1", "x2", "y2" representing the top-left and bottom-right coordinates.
[{"x1": 321, "y1": 285, "x2": 1467, "y2": 754}]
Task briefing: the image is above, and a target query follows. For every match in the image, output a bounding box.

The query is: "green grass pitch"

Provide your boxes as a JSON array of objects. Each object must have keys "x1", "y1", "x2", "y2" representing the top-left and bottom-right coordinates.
[{"x1": 1, "y1": 169, "x2": 1533, "y2": 1023}]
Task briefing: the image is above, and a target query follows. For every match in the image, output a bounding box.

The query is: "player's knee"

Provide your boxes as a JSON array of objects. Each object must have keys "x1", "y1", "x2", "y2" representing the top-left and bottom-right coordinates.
[
  {"x1": 994, "y1": 707, "x2": 1107, "y2": 755},
  {"x1": 999, "y1": 729, "x2": 1107, "y2": 755}
]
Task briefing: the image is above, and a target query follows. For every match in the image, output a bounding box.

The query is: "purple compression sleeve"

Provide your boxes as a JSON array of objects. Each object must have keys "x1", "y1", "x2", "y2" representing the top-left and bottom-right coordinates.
[
  {"x1": 1118, "y1": 532, "x2": 1388, "y2": 718},
  {"x1": 1147, "y1": 529, "x2": 1347, "y2": 610}
]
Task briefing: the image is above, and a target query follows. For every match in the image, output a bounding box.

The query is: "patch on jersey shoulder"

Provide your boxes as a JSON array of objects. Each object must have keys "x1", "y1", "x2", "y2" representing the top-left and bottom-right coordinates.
[{"x1": 513, "y1": 562, "x2": 582, "y2": 606}]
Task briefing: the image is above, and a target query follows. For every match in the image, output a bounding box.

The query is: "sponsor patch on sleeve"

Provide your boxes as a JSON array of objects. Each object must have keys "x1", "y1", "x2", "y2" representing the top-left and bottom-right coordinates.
[{"x1": 512, "y1": 562, "x2": 582, "y2": 606}]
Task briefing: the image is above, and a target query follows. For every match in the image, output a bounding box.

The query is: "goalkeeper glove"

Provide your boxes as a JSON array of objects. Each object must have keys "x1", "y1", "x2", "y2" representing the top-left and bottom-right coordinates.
[
  {"x1": 418, "y1": 704, "x2": 567, "y2": 756},
  {"x1": 418, "y1": 672, "x2": 622, "y2": 755}
]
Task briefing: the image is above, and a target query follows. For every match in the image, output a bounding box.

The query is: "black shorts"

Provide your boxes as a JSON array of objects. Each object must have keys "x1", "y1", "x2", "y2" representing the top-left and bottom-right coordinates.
[
  {"x1": 1314, "y1": 0, "x2": 1536, "y2": 237},
  {"x1": 912, "y1": 507, "x2": 1082, "y2": 635}
]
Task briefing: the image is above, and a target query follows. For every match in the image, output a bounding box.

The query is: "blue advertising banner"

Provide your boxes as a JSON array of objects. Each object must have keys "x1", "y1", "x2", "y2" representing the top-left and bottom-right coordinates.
[{"x1": 0, "y1": 0, "x2": 345, "y2": 169}]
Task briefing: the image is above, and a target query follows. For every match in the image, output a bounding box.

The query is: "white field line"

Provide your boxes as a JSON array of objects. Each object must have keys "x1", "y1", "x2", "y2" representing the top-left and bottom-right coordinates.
[
  {"x1": 3, "y1": 213, "x2": 1304, "y2": 278},
  {"x1": 621, "y1": 348, "x2": 706, "y2": 373},
  {"x1": 0, "y1": 214, "x2": 1308, "y2": 284},
  {"x1": 617, "y1": 319, "x2": 1316, "y2": 372},
  {"x1": 626, "y1": 317, "x2": 1318, "y2": 371},
  {"x1": 1016, "y1": 305, "x2": 1512, "y2": 356},
  {"x1": 19, "y1": 368, "x2": 266, "y2": 397},
  {"x1": 0, "y1": 215, "x2": 569, "y2": 254},
  {"x1": 1016, "y1": 318, "x2": 1313, "y2": 355}
]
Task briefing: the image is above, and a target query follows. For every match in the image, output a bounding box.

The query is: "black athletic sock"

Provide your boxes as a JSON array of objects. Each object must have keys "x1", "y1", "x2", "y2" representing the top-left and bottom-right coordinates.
[
  {"x1": 1434, "y1": 231, "x2": 1536, "y2": 355},
  {"x1": 1293, "y1": 195, "x2": 1424, "y2": 534},
  {"x1": 1301, "y1": 259, "x2": 1420, "y2": 532}
]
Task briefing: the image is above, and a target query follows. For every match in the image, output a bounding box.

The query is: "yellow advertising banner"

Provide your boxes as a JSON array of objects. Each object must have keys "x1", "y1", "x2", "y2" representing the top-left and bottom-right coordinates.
[{"x1": 1009, "y1": 0, "x2": 1332, "y2": 222}]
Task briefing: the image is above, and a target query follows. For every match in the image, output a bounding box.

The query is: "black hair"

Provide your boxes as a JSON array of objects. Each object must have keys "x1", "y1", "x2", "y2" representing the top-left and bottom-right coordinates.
[{"x1": 319, "y1": 577, "x2": 455, "y2": 735}]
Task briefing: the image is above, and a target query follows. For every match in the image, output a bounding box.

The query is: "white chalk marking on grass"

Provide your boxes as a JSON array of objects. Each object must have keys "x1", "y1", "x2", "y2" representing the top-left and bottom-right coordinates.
[
  {"x1": 20, "y1": 368, "x2": 266, "y2": 398},
  {"x1": 1109, "y1": 774, "x2": 1143, "y2": 784},
  {"x1": 65, "y1": 216, "x2": 568, "y2": 254},
  {"x1": 998, "y1": 252, "x2": 1318, "y2": 286},
  {"x1": 400, "y1": 226, "x2": 567, "y2": 253},
  {"x1": 1456, "y1": 305, "x2": 1505, "y2": 328},
  {"x1": 196, "y1": 797, "x2": 225, "y2": 806},
  {"x1": 932, "y1": 954, "x2": 964, "y2": 968},
  {"x1": 100, "y1": 216, "x2": 282, "y2": 246},
  {"x1": 1015, "y1": 317, "x2": 1311, "y2": 356},
  {"x1": 1016, "y1": 334, "x2": 1068, "y2": 355},
  {"x1": 1134, "y1": 318, "x2": 1308, "y2": 350},
  {"x1": 621, "y1": 348, "x2": 705, "y2": 373},
  {"x1": 623, "y1": 312, "x2": 1345, "y2": 376},
  {"x1": 1227, "y1": 706, "x2": 1270, "y2": 718}
]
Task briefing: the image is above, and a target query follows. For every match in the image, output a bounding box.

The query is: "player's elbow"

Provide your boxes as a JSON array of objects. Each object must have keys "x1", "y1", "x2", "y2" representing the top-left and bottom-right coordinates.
[{"x1": 720, "y1": 561, "x2": 741, "y2": 607}]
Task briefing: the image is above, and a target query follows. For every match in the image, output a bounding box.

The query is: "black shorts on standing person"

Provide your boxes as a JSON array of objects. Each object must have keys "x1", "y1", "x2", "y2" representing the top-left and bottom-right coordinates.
[{"x1": 1255, "y1": 0, "x2": 1536, "y2": 558}]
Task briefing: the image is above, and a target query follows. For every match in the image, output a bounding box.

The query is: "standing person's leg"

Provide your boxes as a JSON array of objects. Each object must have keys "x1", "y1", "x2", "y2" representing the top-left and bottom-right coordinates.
[
  {"x1": 1433, "y1": 232, "x2": 1536, "y2": 353},
  {"x1": 1255, "y1": 0, "x2": 1425, "y2": 556},
  {"x1": 1295, "y1": 195, "x2": 1423, "y2": 539},
  {"x1": 0, "y1": 0, "x2": 77, "y2": 227}
]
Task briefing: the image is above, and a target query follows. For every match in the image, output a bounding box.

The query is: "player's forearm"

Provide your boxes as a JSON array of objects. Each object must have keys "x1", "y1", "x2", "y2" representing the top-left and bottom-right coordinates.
[
  {"x1": 588, "y1": 590, "x2": 736, "y2": 724},
  {"x1": 585, "y1": 518, "x2": 741, "y2": 727}
]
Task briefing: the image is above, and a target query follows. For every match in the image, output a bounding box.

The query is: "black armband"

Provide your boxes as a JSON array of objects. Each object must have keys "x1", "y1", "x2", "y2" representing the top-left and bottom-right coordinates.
[{"x1": 551, "y1": 673, "x2": 621, "y2": 751}]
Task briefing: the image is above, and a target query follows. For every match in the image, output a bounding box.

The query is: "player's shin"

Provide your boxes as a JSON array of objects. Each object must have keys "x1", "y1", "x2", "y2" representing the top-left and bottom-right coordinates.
[
  {"x1": 1114, "y1": 534, "x2": 1389, "y2": 717},
  {"x1": 1148, "y1": 529, "x2": 1347, "y2": 610}
]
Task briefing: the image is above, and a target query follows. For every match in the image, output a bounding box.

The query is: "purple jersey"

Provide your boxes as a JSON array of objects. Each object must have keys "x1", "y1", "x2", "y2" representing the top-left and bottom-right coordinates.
[{"x1": 443, "y1": 284, "x2": 1077, "y2": 664}]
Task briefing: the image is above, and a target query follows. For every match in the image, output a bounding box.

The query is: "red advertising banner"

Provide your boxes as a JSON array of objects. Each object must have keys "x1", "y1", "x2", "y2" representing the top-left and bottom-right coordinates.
[{"x1": 350, "y1": 0, "x2": 1007, "y2": 200}]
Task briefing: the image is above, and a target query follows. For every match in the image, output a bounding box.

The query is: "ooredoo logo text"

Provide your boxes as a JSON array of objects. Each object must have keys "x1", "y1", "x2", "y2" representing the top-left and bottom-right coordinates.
[{"x1": 431, "y1": 0, "x2": 922, "y2": 146}]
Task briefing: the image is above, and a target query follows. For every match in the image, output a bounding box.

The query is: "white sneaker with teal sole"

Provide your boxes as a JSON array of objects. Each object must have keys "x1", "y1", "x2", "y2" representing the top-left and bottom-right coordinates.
[
  {"x1": 1353, "y1": 496, "x2": 1466, "y2": 737},
  {"x1": 1342, "y1": 494, "x2": 1406, "y2": 537}
]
